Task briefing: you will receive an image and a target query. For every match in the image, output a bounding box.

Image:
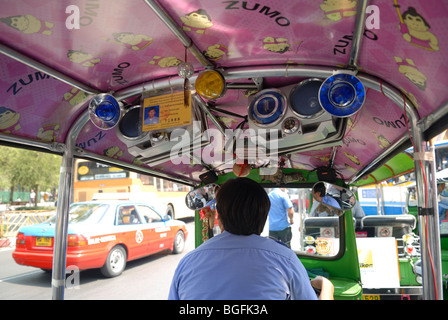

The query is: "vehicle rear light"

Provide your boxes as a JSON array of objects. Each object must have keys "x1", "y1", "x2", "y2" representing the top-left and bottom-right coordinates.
[
  {"x1": 305, "y1": 245, "x2": 316, "y2": 254},
  {"x1": 67, "y1": 234, "x2": 88, "y2": 247},
  {"x1": 16, "y1": 232, "x2": 25, "y2": 245}
]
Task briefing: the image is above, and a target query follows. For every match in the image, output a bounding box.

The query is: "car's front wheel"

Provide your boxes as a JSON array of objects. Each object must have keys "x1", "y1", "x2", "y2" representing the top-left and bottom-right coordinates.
[
  {"x1": 101, "y1": 245, "x2": 127, "y2": 278},
  {"x1": 172, "y1": 231, "x2": 185, "y2": 254}
]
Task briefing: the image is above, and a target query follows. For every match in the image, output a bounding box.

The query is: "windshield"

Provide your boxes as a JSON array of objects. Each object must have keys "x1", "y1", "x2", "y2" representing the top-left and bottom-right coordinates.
[
  {"x1": 264, "y1": 187, "x2": 342, "y2": 258},
  {"x1": 47, "y1": 203, "x2": 109, "y2": 225}
]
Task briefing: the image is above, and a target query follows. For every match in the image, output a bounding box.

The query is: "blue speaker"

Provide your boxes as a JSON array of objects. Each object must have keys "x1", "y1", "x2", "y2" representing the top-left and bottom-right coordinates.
[
  {"x1": 248, "y1": 89, "x2": 286, "y2": 126},
  {"x1": 89, "y1": 94, "x2": 122, "y2": 130},
  {"x1": 319, "y1": 73, "x2": 365, "y2": 117}
]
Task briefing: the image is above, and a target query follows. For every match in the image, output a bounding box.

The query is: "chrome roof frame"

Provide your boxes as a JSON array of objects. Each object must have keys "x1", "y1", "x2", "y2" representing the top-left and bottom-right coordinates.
[{"x1": 0, "y1": 0, "x2": 443, "y2": 300}]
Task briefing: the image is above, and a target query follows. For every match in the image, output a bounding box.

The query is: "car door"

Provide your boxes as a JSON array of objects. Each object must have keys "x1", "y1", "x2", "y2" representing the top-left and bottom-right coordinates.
[
  {"x1": 115, "y1": 204, "x2": 148, "y2": 260},
  {"x1": 137, "y1": 205, "x2": 171, "y2": 253}
]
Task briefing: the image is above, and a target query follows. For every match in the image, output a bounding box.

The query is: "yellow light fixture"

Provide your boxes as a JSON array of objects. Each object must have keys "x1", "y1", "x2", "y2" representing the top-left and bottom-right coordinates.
[{"x1": 195, "y1": 70, "x2": 226, "y2": 100}]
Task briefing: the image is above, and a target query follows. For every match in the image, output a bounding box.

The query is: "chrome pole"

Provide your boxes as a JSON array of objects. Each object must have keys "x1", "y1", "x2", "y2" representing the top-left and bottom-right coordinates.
[
  {"x1": 401, "y1": 90, "x2": 443, "y2": 299},
  {"x1": 348, "y1": 0, "x2": 368, "y2": 69},
  {"x1": 51, "y1": 112, "x2": 89, "y2": 300},
  {"x1": 0, "y1": 43, "x2": 98, "y2": 95},
  {"x1": 143, "y1": 0, "x2": 214, "y2": 68},
  {"x1": 415, "y1": 140, "x2": 443, "y2": 300},
  {"x1": 348, "y1": 73, "x2": 443, "y2": 299}
]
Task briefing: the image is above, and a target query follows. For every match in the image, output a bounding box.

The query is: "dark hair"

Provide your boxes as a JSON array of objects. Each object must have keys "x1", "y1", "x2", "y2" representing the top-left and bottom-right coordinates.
[
  {"x1": 403, "y1": 7, "x2": 430, "y2": 28},
  {"x1": 216, "y1": 178, "x2": 270, "y2": 235},
  {"x1": 313, "y1": 182, "x2": 326, "y2": 197},
  {"x1": 188, "y1": 9, "x2": 211, "y2": 21}
]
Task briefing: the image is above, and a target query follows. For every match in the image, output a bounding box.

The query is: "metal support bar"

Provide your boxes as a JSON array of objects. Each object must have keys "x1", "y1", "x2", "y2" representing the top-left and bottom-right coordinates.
[
  {"x1": 375, "y1": 184, "x2": 382, "y2": 215},
  {"x1": 51, "y1": 112, "x2": 89, "y2": 300},
  {"x1": 0, "y1": 132, "x2": 64, "y2": 153},
  {"x1": 348, "y1": 0, "x2": 368, "y2": 69},
  {"x1": 372, "y1": 73, "x2": 444, "y2": 299},
  {"x1": 193, "y1": 95, "x2": 226, "y2": 136},
  {"x1": 143, "y1": 0, "x2": 214, "y2": 68},
  {"x1": 116, "y1": 65, "x2": 336, "y2": 101},
  {"x1": 74, "y1": 146, "x2": 196, "y2": 186},
  {"x1": 351, "y1": 74, "x2": 443, "y2": 299},
  {"x1": 0, "y1": 43, "x2": 98, "y2": 95},
  {"x1": 414, "y1": 140, "x2": 443, "y2": 300}
]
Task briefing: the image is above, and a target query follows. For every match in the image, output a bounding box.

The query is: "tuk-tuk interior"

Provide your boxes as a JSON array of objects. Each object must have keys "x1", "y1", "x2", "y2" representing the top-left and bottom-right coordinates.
[{"x1": 0, "y1": 0, "x2": 447, "y2": 300}]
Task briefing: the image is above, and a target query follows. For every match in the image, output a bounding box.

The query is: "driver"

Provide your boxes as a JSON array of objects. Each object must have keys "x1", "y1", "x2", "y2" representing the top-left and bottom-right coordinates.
[
  {"x1": 169, "y1": 177, "x2": 334, "y2": 300},
  {"x1": 309, "y1": 182, "x2": 341, "y2": 217}
]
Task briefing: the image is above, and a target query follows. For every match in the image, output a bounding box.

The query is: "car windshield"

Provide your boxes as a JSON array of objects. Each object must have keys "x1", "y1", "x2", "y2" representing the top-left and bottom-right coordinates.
[{"x1": 47, "y1": 203, "x2": 109, "y2": 225}]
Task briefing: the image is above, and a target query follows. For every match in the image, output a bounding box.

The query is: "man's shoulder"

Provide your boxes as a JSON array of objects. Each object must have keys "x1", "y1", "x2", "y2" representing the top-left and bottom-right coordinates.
[{"x1": 323, "y1": 195, "x2": 339, "y2": 205}]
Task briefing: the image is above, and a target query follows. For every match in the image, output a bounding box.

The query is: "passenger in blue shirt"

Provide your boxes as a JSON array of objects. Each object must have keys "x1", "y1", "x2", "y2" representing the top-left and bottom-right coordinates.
[
  {"x1": 168, "y1": 177, "x2": 334, "y2": 300},
  {"x1": 310, "y1": 182, "x2": 341, "y2": 217},
  {"x1": 144, "y1": 106, "x2": 159, "y2": 125},
  {"x1": 268, "y1": 188, "x2": 294, "y2": 247}
]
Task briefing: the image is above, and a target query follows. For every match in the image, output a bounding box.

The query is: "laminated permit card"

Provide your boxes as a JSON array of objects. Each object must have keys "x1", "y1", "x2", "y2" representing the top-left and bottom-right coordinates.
[{"x1": 142, "y1": 91, "x2": 191, "y2": 132}]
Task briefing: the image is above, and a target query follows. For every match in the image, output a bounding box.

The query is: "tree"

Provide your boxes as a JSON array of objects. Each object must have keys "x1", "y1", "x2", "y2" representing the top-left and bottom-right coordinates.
[{"x1": 0, "y1": 146, "x2": 61, "y2": 205}]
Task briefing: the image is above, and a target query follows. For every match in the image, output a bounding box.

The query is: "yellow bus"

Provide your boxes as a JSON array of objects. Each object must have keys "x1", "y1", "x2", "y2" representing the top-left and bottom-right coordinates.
[{"x1": 74, "y1": 160, "x2": 193, "y2": 219}]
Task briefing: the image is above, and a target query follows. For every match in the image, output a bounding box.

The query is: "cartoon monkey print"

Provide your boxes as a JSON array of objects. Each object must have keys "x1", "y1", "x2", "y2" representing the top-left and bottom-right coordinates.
[
  {"x1": 67, "y1": 50, "x2": 101, "y2": 67},
  {"x1": 1, "y1": 14, "x2": 53, "y2": 35},
  {"x1": 320, "y1": 0, "x2": 357, "y2": 22},
  {"x1": 0, "y1": 106, "x2": 21, "y2": 134},
  {"x1": 180, "y1": 9, "x2": 213, "y2": 34},
  {"x1": 395, "y1": 4, "x2": 439, "y2": 51},
  {"x1": 394, "y1": 56, "x2": 427, "y2": 90},
  {"x1": 108, "y1": 32, "x2": 153, "y2": 50}
]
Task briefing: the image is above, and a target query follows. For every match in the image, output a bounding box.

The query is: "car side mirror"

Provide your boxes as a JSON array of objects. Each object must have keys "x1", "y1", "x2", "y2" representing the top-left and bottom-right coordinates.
[
  {"x1": 312, "y1": 181, "x2": 356, "y2": 216},
  {"x1": 185, "y1": 183, "x2": 219, "y2": 210}
]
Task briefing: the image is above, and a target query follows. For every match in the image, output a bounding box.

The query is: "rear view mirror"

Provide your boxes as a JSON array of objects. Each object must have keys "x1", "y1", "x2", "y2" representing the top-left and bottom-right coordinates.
[
  {"x1": 312, "y1": 182, "x2": 356, "y2": 216},
  {"x1": 185, "y1": 183, "x2": 219, "y2": 210}
]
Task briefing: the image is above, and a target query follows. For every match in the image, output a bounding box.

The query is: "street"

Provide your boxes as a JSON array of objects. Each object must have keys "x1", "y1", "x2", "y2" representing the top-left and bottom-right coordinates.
[
  {"x1": 0, "y1": 211, "x2": 304, "y2": 300},
  {"x1": 0, "y1": 218, "x2": 195, "y2": 300}
]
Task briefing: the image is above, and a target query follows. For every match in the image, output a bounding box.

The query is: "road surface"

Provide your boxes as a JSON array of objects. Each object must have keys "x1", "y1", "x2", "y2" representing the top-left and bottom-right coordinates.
[
  {"x1": 0, "y1": 212, "x2": 305, "y2": 300},
  {"x1": 0, "y1": 218, "x2": 195, "y2": 300}
]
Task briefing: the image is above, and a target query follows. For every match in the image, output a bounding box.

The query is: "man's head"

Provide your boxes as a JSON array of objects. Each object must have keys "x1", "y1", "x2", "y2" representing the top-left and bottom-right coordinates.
[
  {"x1": 438, "y1": 182, "x2": 446, "y2": 195},
  {"x1": 147, "y1": 107, "x2": 156, "y2": 118},
  {"x1": 313, "y1": 182, "x2": 326, "y2": 202},
  {"x1": 216, "y1": 178, "x2": 270, "y2": 235}
]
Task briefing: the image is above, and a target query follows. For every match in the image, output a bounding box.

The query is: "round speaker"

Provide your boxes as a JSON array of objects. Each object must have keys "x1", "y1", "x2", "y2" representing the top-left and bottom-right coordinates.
[
  {"x1": 319, "y1": 73, "x2": 365, "y2": 117},
  {"x1": 89, "y1": 94, "x2": 122, "y2": 130},
  {"x1": 118, "y1": 106, "x2": 142, "y2": 138},
  {"x1": 248, "y1": 89, "x2": 286, "y2": 126},
  {"x1": 289, "y1": 78, "x2": 324, "y2": 119}
]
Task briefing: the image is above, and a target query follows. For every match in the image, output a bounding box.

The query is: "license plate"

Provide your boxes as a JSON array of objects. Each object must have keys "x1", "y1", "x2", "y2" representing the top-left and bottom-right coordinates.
[
  {"x1": 36, "y1": 237, "x2": 52, "y2": 246},
  {"x1": 363, "y1": 295, "x2": 380, "y2": 300}
]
